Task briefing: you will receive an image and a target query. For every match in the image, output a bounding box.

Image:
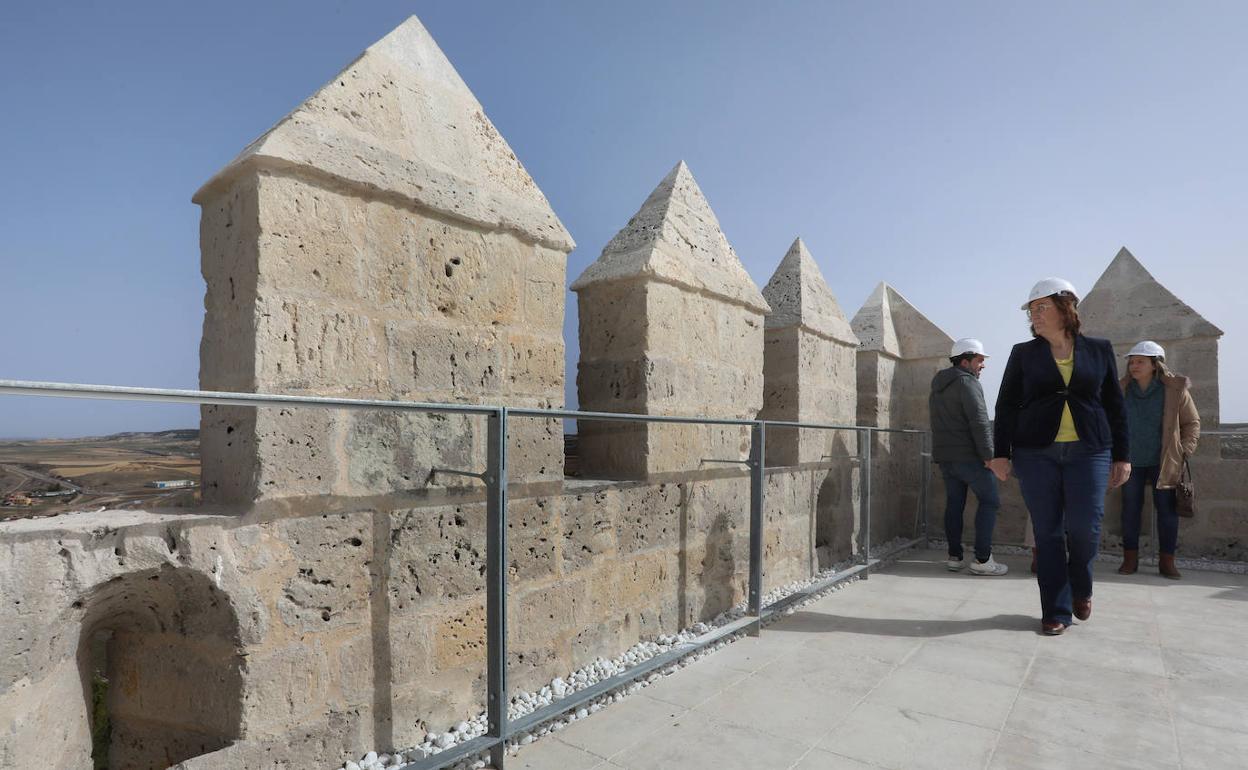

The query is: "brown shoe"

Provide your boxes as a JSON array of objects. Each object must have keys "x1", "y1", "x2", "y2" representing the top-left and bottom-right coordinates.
[
  {"x1": 1030, "y1": 547, "x2": 1037, "y2": 575},
  {"x1": 1118, "y1": 549, "x2": 1138, "y2": 575},
  {"x1": 1159, "y1": 553, "x2": 1182, "y2": 580},
  {"x1": 1073, "y1": 597, "x2": 1092, "y2": 621},
  {"x1": 1042, "y1": 620, "x2": 1067, "y2": 635}
]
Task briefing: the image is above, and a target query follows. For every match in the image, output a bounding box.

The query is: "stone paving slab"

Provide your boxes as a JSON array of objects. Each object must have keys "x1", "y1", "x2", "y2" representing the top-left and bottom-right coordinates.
[{"x1": 510, "y1": 548, "x2": 1248, "y2": 769}]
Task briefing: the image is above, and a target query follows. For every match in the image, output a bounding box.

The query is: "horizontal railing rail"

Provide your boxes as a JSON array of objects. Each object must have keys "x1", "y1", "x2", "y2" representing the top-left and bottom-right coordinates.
[{"x1": 0, "y1": 379, "x2": 930, "y2": 770}]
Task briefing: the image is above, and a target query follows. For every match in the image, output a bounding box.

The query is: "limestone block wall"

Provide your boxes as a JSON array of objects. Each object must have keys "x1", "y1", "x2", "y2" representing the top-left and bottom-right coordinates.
[
  {"x1": 573, "y1": 163, "x2": 769, "y2": 479},
  {"x1": 0, "y1": 514, "x2": 250, "y2": 770},
  {"x1": 851, "y1": 284, "x2": 952, "y2": 548},
  {"x1": 757, "y1": 239, "x2": 862, "y2": 565},
  {"x1": 759, "y1": 238, "x2": 860, "y2": 466},
  {"x1": 0, "y1": 461, "x2": 855, "y2": 769},
  {"x1": 194, "y1": 18, "x2": 572, "y2": 506},
  {"x1": 14, "y1": 12, "x2": 1248, "y2": 770}
]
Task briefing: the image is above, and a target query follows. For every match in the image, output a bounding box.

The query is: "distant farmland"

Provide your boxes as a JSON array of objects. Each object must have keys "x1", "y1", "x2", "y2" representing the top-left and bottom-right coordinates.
[{"x1": 0, "y1": 430, "x2": 200, "y2": 519}]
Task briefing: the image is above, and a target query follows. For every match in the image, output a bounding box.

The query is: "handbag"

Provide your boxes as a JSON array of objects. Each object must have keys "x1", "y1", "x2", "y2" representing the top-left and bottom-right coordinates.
[{"x1": 1176, "y1": 457, "x2": 1195, "y2": 518}]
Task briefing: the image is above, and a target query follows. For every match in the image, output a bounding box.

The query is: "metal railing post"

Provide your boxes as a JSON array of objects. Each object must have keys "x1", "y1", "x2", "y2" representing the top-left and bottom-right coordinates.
[
  {"x1": 485, "y1": 407, "x2": 509, "y2": 769},
  {"x1": 920, "y1": 431, "x2": 931, "y2": 546},
  {"x1": 747, "y1": 421, "x2": 765, "y2": 636},
  {"x1": 860, "y1": 428, "x2": 872, "y2": 576}
]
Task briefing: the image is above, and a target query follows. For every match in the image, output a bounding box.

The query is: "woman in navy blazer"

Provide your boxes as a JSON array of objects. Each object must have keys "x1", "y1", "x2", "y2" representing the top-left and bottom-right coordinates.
[{"x1": 990, "y1": 278, "x2": 1130, "y2": 635}]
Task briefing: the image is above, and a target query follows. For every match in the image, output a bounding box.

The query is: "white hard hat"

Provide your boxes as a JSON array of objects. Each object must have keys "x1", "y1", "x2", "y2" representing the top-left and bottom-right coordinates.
[
  {"x1": 950, "y1": 338, "x2": 988, "y2": 358},
  {"x1": 1127, "y1": 340, "x2": 1166, "y2": 360},
  {"x1": 1022, "y1": 277, "x2": 1079, "y2": 310}
]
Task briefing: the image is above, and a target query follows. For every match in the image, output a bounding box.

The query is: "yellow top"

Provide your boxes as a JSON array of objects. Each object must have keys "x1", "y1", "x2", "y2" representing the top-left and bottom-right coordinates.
[{"x1": 1054, "y1": 354, "x2": 1079, "y2": 442}]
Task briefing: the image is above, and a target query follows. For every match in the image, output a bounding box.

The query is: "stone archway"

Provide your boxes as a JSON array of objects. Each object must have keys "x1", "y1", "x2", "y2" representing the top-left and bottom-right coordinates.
[{"x1": 75, "y1": 564, "x2": 244, "y2": 770}]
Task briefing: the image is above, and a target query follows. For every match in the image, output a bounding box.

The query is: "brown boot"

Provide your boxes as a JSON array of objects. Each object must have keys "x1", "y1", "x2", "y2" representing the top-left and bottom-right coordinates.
[
  {"x1": 1118, "y1": 549, "x2": 1138, "y2": 575},
  {"x1": 1073, "y1": 596, "x2": 1092, "y2": 621},
  {"x1": 1030, "y1": 547, "x2": 1037, "y2": 575},
  {"x1": 1159, "y1": 553, "x2": 1182, "y2": 580}
]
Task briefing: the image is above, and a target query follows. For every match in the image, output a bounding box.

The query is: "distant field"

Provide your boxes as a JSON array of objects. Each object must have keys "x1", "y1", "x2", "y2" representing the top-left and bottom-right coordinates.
[{"x1": 0, "y1": 430, "x2": 200, "y2": 520}]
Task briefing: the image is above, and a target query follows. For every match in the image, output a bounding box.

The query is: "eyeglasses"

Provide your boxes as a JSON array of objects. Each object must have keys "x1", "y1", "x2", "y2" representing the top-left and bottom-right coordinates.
[{"x1": 1026, "y1": 302, "x2": 1054, "y2": 318}]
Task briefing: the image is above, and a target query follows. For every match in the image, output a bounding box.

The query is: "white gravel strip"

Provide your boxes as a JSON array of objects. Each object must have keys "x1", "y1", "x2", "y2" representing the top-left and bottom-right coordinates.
[{"x1": 336, "y1": 539, "x2": 915, "y2": 770}]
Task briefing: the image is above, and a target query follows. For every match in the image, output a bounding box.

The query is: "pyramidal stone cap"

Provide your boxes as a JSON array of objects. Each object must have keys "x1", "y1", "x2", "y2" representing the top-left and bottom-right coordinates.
[
  {"x1": 851, "y1": 282, "x2": 952, "y2": 359},
  {"x1": 192, "y1": 15, "x2": 574, "y2": 252},
  {"x1": 571, "y1": 161, "x2": 769, "y2": 313},
  {"x1": 1080, "y1": 247, "x2": 1223, "y2": 339},
  {"x1": 762, "y1": 238, "x2": 858, "y2": 345}
]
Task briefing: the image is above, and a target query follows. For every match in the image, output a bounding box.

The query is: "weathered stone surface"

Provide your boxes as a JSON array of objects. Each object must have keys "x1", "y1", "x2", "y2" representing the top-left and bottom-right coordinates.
[
  {"x1": 852, "y1": 283, "x2": 950, "y2": 432},
  {"x1": 0, "y1": 512, "x2": 251, "y2": 770},
  {"x1": 574, "y1": 163, "x2": 767, "y2": 478},
  {"x1": 194, "y1": 18, "x2": 572, "y2": 252},
  {"x1": 571, "y1": 162, "x2": 767, "y2": 312},
  {"x1": 852, "y1": 282, "x2": 951, "y2": 361},
  {"x1": 1080, "y1": 247, "x2": 1223, "y2": 425},
  {"x1": 850, "y1": 284, "x2": 950, "y2": 550},
  {"x1": 1221, "y1": 432, "x2": 1248, "y2": 460},
  {"x1": 1081, "y1": 247, "x2": 1222, "y2": 341},
  {"x1": 760, "y1": 239, "x2": 859, "y2": 465},
  {"x1": 761, "y1": 238, "x2": 857, "y2": 344},
  {"x1": 17, "y1": 14, "x2": 1248, "y2": 770},
  {"x1": 433, "y1": 600, "x2": 487, "y2": 670},
  {"x1": 274, "y1": 512, "x2": 372, "y2": 631},
  {"x1": 197, "y1": 16, "x2": 571, "y2": 504}
]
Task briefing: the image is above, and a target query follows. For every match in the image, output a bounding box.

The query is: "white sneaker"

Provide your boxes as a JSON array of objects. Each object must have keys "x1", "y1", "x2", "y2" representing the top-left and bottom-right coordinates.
[
  {"x1": 945, "y1": 557, "x2": 965, "y2": 572},
  {"x1": 969, "y1": 557, "x2": 1009, "y2": 576}
]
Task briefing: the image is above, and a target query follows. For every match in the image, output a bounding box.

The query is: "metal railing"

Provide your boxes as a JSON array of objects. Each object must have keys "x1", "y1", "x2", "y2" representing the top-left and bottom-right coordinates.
[{"x1": 0, "y1": 379, "x2": 930, "y2": 770}]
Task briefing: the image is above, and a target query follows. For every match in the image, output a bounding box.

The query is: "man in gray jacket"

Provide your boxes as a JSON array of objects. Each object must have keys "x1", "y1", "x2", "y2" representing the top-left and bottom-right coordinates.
[{"x1": 930, "y1": 338, "x2": 1007, "y2": 576}]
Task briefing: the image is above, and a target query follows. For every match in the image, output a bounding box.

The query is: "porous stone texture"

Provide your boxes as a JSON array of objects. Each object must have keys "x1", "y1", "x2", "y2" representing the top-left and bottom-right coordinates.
[
  {"x1": 194, "y1": 16, "x2": 572, "y2": 505},
  {"x1": 572, "y1": 162, "x2": 770, "y2": 479},
  {"x1": 758, "y1": 239, "x2": 861, "y2": 567},
  {"x1": 852, "y1": 283, "x2": 952, "y2": 547},
  {"x1": 0, "y1": 465, "x2": 851, "y2": 769},
  {"x1": 0, "y1": 513, "x2": 247, "y2": 770},
  {"x1": 759, "y1": 238, "x2": 859, "y2": 466},
  {"x1": 1080, "y1": 246, "x2": 1223, "y2": 424},
  {"x1": 11, "y1": 14, "x2": 1248, "y2": 770}
]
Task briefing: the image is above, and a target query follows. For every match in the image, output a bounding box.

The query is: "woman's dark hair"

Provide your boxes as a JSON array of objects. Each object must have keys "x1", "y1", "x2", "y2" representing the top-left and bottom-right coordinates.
[{"x1": 1029, "y1": 293, "x2": 1081, "y2": 338}]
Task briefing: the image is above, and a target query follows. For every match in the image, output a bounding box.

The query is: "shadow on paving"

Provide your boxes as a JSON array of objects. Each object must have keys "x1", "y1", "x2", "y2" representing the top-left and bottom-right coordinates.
[{"x1": 778, "y1": 610, "x2": 1038, "y2": 637}]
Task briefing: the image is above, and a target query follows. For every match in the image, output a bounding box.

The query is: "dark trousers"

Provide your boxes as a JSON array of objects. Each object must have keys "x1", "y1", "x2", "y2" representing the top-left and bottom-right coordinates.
[
  {"x1": 1121, "y1": 465, "x2": 1179, "y2": 554},
  {"x1": 1013, "y1": 441, "x2": 1111, "y2": 625},
  {"x1": 940, "y1": 462, "x2": 1000, "y2": 562}
]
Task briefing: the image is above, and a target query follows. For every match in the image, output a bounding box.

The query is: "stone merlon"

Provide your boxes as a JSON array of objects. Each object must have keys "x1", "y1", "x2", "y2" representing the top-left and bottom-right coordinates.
[
  {"x1": 192, "y1": 16, "x2": 574, "y2": 252},
  {"x1": 762, "y1": 237, "x2": 858, "y2": 345},
  {"x1": 570, "y1": 161, "x2": 770, "y2": 314},
  {"x1": 1079, "y1": 246, "x2": 1223, "y2": 341},
  {"x1": 851, "y1": 282, "x2": 952, "y2": 359}
]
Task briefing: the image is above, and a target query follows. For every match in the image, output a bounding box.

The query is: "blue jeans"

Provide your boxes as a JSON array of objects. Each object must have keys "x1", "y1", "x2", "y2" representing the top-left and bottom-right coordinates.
[
  {"x1": 1121, "y1": 465, "x2": 1179, "y2": 554},
  {"x1": 1012, "y1": 441, "x2": 1111, "y2": 625},
  {"x1": 940, "y1": 462, "x2": 1000, "y2": 562}
]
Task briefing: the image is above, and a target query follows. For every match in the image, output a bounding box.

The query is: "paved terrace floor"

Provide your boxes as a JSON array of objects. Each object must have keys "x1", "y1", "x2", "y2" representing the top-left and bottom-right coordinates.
[{"x1": 509, "y1": 548, "x2": 1248, "y2": 770}]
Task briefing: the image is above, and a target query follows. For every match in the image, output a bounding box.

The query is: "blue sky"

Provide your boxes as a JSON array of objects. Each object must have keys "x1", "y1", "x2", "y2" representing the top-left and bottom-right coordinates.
[{"x1": 1, "y1": 1, "x2": 1244, "y2": 437}]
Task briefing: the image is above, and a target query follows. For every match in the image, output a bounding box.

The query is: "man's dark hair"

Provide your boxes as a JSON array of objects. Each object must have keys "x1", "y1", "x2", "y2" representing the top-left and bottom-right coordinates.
[{"x1": 950, "y1": 353, "x2": 977, "y2": 367}]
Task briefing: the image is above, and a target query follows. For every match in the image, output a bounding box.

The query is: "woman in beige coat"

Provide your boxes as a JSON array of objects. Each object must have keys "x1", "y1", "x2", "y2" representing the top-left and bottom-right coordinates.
[{"x1": 1118, "y1": 341, "x2": 1200, "y2": 579}]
